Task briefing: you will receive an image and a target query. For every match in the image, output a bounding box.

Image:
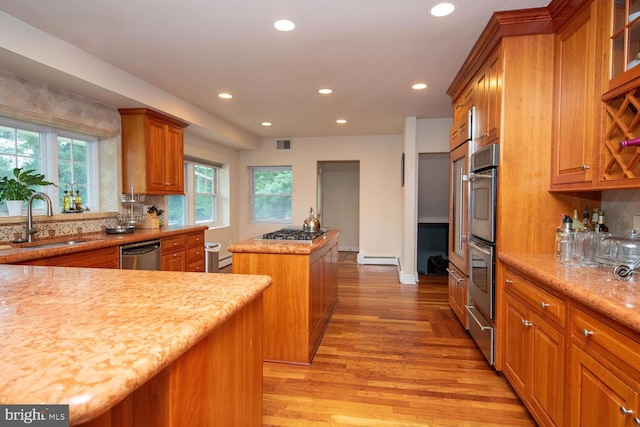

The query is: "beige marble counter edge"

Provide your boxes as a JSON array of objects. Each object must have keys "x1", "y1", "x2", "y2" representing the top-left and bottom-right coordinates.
[
  {"x1": 0, "y1": 266, "x2": 271, "y2": 425},
  {"x1": 0, "y1": 225, "x2": 208, "y2": 264},
  {"x1": 499, "y1": 253, "x2": 640, "y2": 333},
  {"x1": 228, "y1": 229, "x2": 339, "y2": 255}
]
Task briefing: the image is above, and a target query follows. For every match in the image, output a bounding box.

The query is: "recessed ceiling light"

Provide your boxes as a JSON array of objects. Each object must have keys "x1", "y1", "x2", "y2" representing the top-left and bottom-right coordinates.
[
  {"x1": 430, "y1": 2, "x2": 455, "y2": 17},
  {"x1": 412, "y1": 83, "x2": 428, "y2": 90},
  {"x1": 262, "y1": 122, "x2": 272, "y2": 127},
  {"x1": 218, "y1": 93, "x2": 232, "y2": 99},
  {"x1": 274, "y1": 19, "x2": 295, "y2": 31},
  {"x1": 319, "y1": 88, "x2": 333, "y2": 95},
  {"x1": 336, "y1": 119, "x2": 347, "y2": 124}
]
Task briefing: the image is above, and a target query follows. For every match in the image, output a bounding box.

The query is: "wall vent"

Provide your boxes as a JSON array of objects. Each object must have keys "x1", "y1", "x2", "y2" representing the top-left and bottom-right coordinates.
[{"x1": 276, "y1": 139, "x2": 291, "y2": 150}]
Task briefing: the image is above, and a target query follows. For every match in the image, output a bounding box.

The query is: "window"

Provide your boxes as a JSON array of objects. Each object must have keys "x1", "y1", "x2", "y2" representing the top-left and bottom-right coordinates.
[
  {"x1": 250, "y1": 166, "x2": 292, "y2": 223},
  {"x1": 0, "y1": 117, "x2": 98, "y2": 214},
  {"x1": 168, "y1": 161, "x2": 219, "y2": 226}
]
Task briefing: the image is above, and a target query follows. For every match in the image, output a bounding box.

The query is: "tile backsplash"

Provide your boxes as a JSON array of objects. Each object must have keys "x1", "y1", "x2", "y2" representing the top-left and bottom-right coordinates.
[
  {"x1": 602, "y1": 189, "x2": 640, "y2": 234},
  {"x1": 0, "y1": 213, "x2": 120, "y2": 242}
]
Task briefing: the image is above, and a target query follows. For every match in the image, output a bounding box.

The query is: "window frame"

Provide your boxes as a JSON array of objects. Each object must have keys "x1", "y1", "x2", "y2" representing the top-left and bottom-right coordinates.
[
  {"x1": 250, "y1": 165, "x2": 292, "y2": 224},
  {"x1": 0, "y1": 117, "x2": 99, "y2": 215},
  {"x1": 167, "y1": 160, "x2": 220, "y2": 227}
]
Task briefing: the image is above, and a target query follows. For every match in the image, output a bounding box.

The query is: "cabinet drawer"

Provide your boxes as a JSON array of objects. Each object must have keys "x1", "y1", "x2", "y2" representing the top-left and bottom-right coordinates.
[
  {"x1": 187, "y1": 245, "x2": 204, "y2": 264},
  {"x1": 187, "y1": 232, "x2": 204, "y2": 247},
  {"x1": 187, "y1": 260, "x2": 204, "y2": 273},
  {"x1": 162, "y1": 235, "x2": 186, "y2": 254},
  {"x1": 571, "y1": 307, "x2": 640, "y2": 372},
  {"x1": 506, "y1": 271, "x2": 566, "y2": 327}
]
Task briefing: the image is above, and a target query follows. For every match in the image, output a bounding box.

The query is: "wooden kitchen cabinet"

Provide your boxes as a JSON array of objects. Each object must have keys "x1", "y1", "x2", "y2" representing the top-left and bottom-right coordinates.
[
  {"x1": 474, "y1": 48, "x2": 501, "y2": 149},
  {"x1": 119, "y1": 108, "x2": 188, "y2": 195},
  {"x1": 186, "y1": 231, "x2": 205, "y2": 272},
  {"x1": 447, "y1": 262, "x2": 467, "y2": 328},
  {"x1": 551, "y1": 0, "x2": 603, "y2": 189},
  {"x1": 503, "y1": 269, "x2": 565, "y2": 427},
  {"x1": 19, "y1": 246, "x2": 120, "y2": 269},
  {"x1": 450, "y1": 84, "x2": 473, "y2": 150},
  {"x1": 569, "y1": 306, "x2": 640, "y2": 426},
  {"x1": 161, "y1": 234, "x2": 186, "y2": 271}
]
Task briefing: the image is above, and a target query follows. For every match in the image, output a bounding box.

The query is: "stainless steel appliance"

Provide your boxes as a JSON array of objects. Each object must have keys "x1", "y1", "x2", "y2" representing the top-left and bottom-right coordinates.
[
  {"x1": 469, "y1": 143, "x2": 498, "y2": 244},
  {"x1": 120, "y1": 239, "x2": 161, "y2": 270},
  {"x1": 466, "y1": 143, "x2": 498, "y2": 366},
  {"x1": 260, "y1": 227, "x2": 327, "y2": 243}
]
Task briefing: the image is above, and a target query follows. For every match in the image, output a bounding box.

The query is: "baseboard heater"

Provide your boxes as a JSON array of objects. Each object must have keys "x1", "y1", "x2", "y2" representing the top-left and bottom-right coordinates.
[
  {"x1": 218, "y1": 255, "x2": 232, "y2": 269},
  {"x1": 356, "y1": 255, "x2": 399, "y2": 266}
]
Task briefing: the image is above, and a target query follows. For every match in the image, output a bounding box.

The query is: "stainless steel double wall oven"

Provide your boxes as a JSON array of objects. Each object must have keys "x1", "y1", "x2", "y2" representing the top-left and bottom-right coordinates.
[{"x1": 466, "y1": 143, "x2": 498, "y2": 365}]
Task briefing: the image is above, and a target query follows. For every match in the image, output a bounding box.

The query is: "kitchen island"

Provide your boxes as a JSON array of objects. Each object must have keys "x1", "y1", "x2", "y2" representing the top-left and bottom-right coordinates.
[
  {"x1": 229, "y1": 228, "x2": 339, "y2": 364},
  {"x1": 0, "y1": 265, "x2": 271, "y2": 426}
]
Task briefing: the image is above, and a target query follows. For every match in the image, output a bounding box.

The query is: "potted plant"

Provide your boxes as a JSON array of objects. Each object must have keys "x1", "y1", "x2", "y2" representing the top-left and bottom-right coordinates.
[{"x1": 0, "y1": 168, "x2": 57, "y2": 216}]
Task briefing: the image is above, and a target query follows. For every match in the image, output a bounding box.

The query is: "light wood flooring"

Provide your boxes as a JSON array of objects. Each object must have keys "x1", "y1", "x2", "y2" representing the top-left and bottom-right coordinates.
[{"x1": 261, "y1": 259, "x2": 535, "y2": 426}]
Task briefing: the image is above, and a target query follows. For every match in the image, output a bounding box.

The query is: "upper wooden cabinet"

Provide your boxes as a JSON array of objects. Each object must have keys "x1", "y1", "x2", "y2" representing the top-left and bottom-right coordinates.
[
  {"x1": 551, "y1": 0, "x2": 604, "y2": 189},
  {"x1": 450, "y1": 84, "x2": 473, "y2": 151},
  {"x1": 474, "y1": 48, "x2": 502, "y2": 149},
  {"x1": 119, "y1": 108, "x2": 188, "y2": 195}
]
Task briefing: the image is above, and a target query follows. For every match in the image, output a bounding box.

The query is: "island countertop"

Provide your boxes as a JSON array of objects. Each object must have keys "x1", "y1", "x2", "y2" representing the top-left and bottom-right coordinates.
[
  {"x1": 0, "y1": 264, "x2": 271, "y2": 425},
  {"x1": 228, "y1": 228, "x2": 339, "y2": 255},
  {"x1": 499, "y1": 253, "x2": 640, "y2": 333}
]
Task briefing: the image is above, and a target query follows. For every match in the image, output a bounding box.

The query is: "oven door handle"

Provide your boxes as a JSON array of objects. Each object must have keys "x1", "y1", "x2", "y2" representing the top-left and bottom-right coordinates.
[
  {"x1": 468, "y1": 240, "x2": 492, "y2": 256},
  {"x1": 468, "y1": 172, "x2": 492, "y2": 181},
  {"x1": 465, "y1": 305, "x2": 493, "y2": 330}
]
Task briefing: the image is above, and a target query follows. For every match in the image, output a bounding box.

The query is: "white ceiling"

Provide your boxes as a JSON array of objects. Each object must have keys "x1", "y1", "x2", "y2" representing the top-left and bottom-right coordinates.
[{"x1": 0, "y1": 0, "x2": 549, "y2": 145}]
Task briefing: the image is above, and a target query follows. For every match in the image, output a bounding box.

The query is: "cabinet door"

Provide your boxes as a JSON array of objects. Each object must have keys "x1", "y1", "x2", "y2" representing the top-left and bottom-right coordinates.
[
  {"x1": 146, "y1": 117, "x2": 169, "y2": 193},
  {"x1": 503, "y1": 294, "x2": 528, "y2": 397},
  {"x1": 529, "y1": 311, "x2": 565, "y2": 427},
  {"x1": 551, "y1": 2, "x2": 597, "y2": 187},
  {"x1": 570, "y1": 343, "x2": 638, "y2": 427},
  {"x1": 309, "y1": 253, "x2": 323, "y2": 336},
  {"x1": 19, "y1": 246, "x2": 119, "y2": 269},
  {"x1": 447, "y1": 263, "x2": 467, "y2": 328},
  {"x1": 448, "y1": 142, "x2": 468, "y2": 275},
  {"x1": 162, "y1": 251, "x2": 186, "y2": 271},
  {"x1": 163, "y1": 125, "x2": 184, "y2": 193},
  {"x1": 474, "y1": 49, "x2": 501, "y2": 148}
]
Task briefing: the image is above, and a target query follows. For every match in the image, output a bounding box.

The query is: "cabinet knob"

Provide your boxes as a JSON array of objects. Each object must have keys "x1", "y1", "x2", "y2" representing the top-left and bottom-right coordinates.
[
  {"x1": 164, "y1": 182, "x2": 172, "y2": 186},
  {"x1": 540, "y1": 302, "x2": 550, "y2": 308},
  {"x1": 620, "y1": 406, "x2": 635, "y2": 416},
  {"x1": 582, "y1": 329, "x2": 594, "y2": 337},
  {"x1": 521, "y1": 319, "x2": 533, "y2": 328},
  {"x1": 633, "y1": 416, "x2": 640, "y2": 426},
  {"x1": 582, "y1": 165, "x2": 590, "y2": 170},
  {"x1": 506, "y1": 279, "x2": 513, "y2": 284}
]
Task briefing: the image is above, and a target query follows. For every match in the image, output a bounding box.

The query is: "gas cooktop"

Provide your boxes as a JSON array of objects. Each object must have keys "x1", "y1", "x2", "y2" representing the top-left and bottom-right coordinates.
[{"x1": 260, "y1": 228, "x2": 327, "y2": 242}]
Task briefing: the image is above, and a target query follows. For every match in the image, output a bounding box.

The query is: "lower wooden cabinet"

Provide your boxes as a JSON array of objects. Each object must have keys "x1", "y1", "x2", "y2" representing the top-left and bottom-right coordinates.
[
  {"x1": 503, "y1": 269, "x2": 566, "y2": 426},
  {"x1": 185, "y1": 231, "x2": 205, "y2": 272},
  {"x1": 447, "y1": 262, "x2": 467, "y2": 328},
  {"x1": 18, "y1": 246, "x2": 119, "y2": 269},
  {"x1": 569, "y1": 307, "x2": 640, "y2": 426},
  {"x1": 161, "y1": 235, "x2": 186, "y2": 271}
]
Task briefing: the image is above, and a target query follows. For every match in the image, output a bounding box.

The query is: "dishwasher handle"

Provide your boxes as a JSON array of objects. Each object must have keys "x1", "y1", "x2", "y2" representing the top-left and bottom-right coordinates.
[{"x1": 120, "y1": 240, "x2": 161, "y2": 255}]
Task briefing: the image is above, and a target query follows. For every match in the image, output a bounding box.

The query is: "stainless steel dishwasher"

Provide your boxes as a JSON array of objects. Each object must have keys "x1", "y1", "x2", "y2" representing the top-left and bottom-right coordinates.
[{"x1": 120, "y1": 239, "x2": 161, "y2": 270}]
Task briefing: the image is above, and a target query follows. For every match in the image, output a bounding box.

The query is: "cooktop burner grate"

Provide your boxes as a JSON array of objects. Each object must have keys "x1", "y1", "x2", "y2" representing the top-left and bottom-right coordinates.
[{"x1": 261, "y1": 228, "x2": 326, "y2": 241}]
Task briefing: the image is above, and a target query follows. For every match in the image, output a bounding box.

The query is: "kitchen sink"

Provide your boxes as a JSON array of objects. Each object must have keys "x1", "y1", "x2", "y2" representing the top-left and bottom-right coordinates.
[{"x1": 27, "y1": 240, "x2": 92, "y2": 249}]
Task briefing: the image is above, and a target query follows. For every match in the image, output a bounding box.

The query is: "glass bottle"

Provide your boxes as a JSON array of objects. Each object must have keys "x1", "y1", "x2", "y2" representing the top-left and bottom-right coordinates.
[
  {"x1": 556, "y1": 214, "x2": 575, "y2": 265},
  {"x1": 597, "y1": 211, "x2": 609, "y2": 233},
  {"x1": 591, "y1": 208, "x2": 599, "y2": 230},
  {"x1": 74, "y1": 190, "x2": 82, "y2": 212},
  {"x1": 582, "y1": 207, "x2": 594, "y2": 232},
  {"x1": 63, "y1": 190, "x2": 71, "y2": 212},
  {"x1": 572, "y1": 209, "x2": 584, "y2": 231}
]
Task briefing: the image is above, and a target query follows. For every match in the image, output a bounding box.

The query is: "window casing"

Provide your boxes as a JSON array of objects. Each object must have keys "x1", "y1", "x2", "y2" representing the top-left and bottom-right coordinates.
[
  {"x1": 250, "y1": 166, "x2": 292, "y2": 223},
  {"x1": 0, "y1": 117, "x2": 98, "y2": 214}
]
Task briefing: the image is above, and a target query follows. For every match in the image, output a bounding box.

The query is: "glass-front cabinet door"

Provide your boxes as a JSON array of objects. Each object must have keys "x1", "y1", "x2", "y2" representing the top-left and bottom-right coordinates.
[{"x1": 612, "y1": 0, "x2": 640, "y2": 79}]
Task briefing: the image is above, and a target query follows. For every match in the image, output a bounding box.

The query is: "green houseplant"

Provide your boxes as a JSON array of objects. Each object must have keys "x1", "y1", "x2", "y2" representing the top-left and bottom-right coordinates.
[{"x1": 0, "y1": 168, "x2": 56, "y2": 215}]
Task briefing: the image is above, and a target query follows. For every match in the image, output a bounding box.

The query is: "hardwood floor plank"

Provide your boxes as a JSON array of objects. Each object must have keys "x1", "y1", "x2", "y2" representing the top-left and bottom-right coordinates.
[{"x1": 263, "y1": 262, "x2": 534, "y2": 426}]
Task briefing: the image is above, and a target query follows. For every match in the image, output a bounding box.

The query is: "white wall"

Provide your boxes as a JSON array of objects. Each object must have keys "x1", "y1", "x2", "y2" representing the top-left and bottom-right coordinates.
[
  {"x1": 417, "y1": 118, "x2": 451, "y2": 153},
  {"x1": 238, "y1": 135, "x2": 403, "y2": 258},
  {"x1": 183, "y1": 131, "x2": 240, "y2": 266},
  {"x1": 418, "y1": 153, "x2": 449, "y2": 223},
  {"x1": 320, "y1": 161, "x2": 360, "y2": 251}
]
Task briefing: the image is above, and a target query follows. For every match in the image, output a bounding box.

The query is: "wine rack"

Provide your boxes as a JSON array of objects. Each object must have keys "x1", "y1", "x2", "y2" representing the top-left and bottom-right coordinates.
[{"x1": 602, "y1": 86, "x2": 640, "y2": 183}]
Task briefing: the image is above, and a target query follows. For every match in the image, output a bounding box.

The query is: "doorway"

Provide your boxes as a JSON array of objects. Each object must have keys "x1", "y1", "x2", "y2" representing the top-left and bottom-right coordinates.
[{"x1": 318, "y1": 161, "x2": 360, "y2": 251}]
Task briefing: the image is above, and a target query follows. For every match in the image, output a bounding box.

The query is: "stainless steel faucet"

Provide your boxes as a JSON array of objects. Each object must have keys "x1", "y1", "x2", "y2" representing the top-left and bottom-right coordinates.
[{"x1": 26, "y1": 192, "x2": 53, "y2": 242}]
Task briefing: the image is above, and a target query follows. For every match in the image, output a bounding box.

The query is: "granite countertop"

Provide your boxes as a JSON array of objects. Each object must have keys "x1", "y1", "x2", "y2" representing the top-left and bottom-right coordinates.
[
  {"x1": 228, "y1": 228, "x2": 339, "y2": 255},
  {"x1": 0, "y1": 265, "x2": 271, "y2": 425},
  {"x1": 499, "y1": 253, "x2": 640, "y2": 332},
  {"x1": 0, "y1": 225, "x2": 208, "y2": 264}
]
